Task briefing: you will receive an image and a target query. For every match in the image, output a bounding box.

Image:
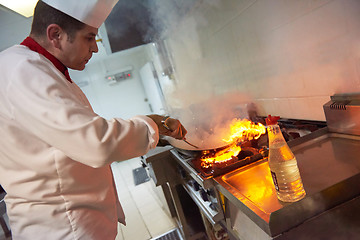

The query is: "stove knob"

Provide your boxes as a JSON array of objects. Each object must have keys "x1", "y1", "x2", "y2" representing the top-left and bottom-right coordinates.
[
  {"x1": 200, "y1": 189, "x2": 209, "y2": 202},
  {"x1": 189, "y1": 180, "x2": 200, "y2": 191},
  {"x1": 209, "y1": 202, "x2": 218, "y2": 211},
  {"x1": 193, "y1": 181, "x2": 200, "y2": 191},
  {"x1": 178, "y1": 167, "x2": 187, "y2": 179}
]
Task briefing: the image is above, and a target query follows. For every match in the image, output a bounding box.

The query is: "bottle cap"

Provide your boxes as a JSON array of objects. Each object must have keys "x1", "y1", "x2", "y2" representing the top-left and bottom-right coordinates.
[{"x1": 265, "y1": 115, "x2": 280, "y2": 125}]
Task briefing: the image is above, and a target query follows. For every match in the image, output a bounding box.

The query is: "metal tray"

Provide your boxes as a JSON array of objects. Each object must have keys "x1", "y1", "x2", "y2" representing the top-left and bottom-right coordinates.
[{"x1": 215, "y1": 127, "x2": 360, "y2": 236}]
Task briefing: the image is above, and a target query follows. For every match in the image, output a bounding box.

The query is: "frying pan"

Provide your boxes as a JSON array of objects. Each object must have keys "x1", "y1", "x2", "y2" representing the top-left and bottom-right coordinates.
[{"x1": 166, "y1": 137, "x2": 231, "y2": 158}]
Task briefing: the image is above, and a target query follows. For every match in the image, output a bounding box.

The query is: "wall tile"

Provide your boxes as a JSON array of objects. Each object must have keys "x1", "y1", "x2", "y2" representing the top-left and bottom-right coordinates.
[
  {"x1": 292, "y1": 96, "x2": 329, "y2": 121},
  {"x1": 202, "y1": 3, "x2": 224, "y2": 36},
  {"x1": 344, "y1": 0, "x2": 360, "y2": 34},
  {"x1": 253, "y1": 99, "x2": 276, "y2": 117},
  {"x1": 165, "y1": 0, "x2": 360, "y2": 121},
  {"x1": 272, "y1": 98, "x2": 294, "y2": 118}
]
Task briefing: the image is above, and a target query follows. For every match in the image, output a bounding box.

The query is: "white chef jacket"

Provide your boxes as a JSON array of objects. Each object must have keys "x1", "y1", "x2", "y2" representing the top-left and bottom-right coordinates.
[{"x1": 0, "y1": 44, "x2": 159, "y2": 239}]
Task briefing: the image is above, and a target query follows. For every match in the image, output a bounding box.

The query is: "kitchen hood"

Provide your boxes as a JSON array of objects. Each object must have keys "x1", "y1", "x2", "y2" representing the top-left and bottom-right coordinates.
[{"x1": 103, "y1": 0, "x2": 200, "y2": 53}]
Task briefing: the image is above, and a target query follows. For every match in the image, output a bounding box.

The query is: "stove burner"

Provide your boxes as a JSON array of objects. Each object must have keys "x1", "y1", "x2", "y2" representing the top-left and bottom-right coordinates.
[
  {"x1": 171, "y1": 117, "x2": 326, "y2": 181},
  {"x1": 189, "y1": 147, "x2": 267, "y2": 178}
]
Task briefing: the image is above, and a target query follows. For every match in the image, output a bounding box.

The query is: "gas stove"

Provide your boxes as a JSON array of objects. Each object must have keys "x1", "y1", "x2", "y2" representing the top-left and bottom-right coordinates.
[
  {"x1": 167, "y1": 117, "x2": 327, "y2": 232},
  {"x1": 188, "y1": 146, "x2": 266, "y2": 178},
  {"x1": 146, "y1": 115, "x2": 328, "y2": 239},
  {"x1": 171, "y1": 117, "x2": 327, "y2": 184}
]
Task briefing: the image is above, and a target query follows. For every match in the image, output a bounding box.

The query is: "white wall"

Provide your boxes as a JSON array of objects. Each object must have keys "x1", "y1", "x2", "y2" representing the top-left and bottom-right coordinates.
[
  {"x1": 162, "y1": 0, "x2": 360, "y2": 121},
  {"x1": 70, "y1": 44, "x2": 153, "y2": 120},
  {"x1": 0, "y1": 6, "x2": 32, "y2": 51}
]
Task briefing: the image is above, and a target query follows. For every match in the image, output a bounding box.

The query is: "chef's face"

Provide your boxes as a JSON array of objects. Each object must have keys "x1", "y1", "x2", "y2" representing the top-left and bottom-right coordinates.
[{"x1": 59, "y1": 25, "x2": 99, "y2": 70}]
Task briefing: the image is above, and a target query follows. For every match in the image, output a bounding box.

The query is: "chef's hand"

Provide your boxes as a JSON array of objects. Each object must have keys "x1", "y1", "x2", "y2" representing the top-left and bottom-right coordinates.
[{"x1": 147, "y1": 114, "x2": 187, "y2": 140}]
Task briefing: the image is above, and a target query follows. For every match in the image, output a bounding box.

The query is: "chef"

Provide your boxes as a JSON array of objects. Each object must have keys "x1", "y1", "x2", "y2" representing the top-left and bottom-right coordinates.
[{"x1": 0, "y1": 0, "x2": 187, "y2": 239}]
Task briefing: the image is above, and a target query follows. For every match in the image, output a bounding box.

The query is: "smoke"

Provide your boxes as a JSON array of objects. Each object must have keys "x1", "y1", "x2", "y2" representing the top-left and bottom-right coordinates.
[
  {"x1": 166, "y1": 91, "x2": 254, "y2": 148},
  {"x1": 146, "y1": 0, "x2": 257, "y2": 148}
]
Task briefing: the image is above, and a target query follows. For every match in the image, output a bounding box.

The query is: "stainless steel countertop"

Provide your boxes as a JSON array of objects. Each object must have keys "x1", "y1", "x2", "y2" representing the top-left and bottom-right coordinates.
[
  {"x1": 144, "y1": 146, "x2": 173, "y2": 163},
  {"x1": 215, "y1": 127, "x2": 360, "y2": 236}
]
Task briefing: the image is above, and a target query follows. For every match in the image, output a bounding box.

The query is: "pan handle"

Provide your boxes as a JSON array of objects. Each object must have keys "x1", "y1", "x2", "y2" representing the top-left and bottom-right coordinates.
[{"x1": 183, "y1": 139, "x2": 199, "y2": 149}]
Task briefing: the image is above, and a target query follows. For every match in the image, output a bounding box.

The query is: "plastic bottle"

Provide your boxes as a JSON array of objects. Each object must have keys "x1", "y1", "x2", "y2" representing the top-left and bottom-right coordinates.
[{"x1": 267, "y1": 124, "x2": 306, "y2": 202}]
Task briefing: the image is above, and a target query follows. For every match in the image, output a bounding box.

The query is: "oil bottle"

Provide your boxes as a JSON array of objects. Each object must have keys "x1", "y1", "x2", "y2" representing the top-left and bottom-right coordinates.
[{"x1": 267, "y1": 124, "x2": 306, "y2": 202}]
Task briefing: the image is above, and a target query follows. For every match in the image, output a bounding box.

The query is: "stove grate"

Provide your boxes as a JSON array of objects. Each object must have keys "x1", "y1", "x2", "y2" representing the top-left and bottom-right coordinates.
[{"x1": 189, "y1": 147, "x2": 267, "y2": 178}]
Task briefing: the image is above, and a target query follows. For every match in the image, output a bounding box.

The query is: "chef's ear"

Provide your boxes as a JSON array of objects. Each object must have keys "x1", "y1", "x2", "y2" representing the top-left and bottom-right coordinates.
[{"x1": 47, "y1": 24, "x2": 63, "y2": 49}]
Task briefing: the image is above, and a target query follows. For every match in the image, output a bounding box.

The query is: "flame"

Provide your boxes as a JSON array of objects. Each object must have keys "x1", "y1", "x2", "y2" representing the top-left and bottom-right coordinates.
[
  {"x1": 223, "y1": 119, "x2": 266, "y2": 143},
  {"x1": 200, "y1": 142, "x2": 241, "y2": 168},
  {"x1": 200, "y1": 119, "x2": 266, "y2": 168}
]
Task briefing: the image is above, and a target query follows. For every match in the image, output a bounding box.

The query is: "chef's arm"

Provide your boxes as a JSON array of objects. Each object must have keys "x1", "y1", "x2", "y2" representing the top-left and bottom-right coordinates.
[{"x1": 147, "y1": 114, "x2": 187, "y2": 140}]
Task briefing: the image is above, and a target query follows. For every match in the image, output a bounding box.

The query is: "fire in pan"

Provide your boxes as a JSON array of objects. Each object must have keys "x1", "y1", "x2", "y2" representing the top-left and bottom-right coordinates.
[{"x1": 168, "y1": 119, "x2": 268, "y2": 177}]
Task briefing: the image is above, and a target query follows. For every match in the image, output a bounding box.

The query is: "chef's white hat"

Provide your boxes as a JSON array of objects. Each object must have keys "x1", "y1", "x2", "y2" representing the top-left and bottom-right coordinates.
[{"x1": 41, "y1": 0, "x2": 118, "y2": 28}]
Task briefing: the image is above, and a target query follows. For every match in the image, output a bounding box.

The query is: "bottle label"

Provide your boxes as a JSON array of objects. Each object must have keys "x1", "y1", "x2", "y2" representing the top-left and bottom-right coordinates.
[{"x1": 271, "y1": 171, "x2": 279, "y2": 191}]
